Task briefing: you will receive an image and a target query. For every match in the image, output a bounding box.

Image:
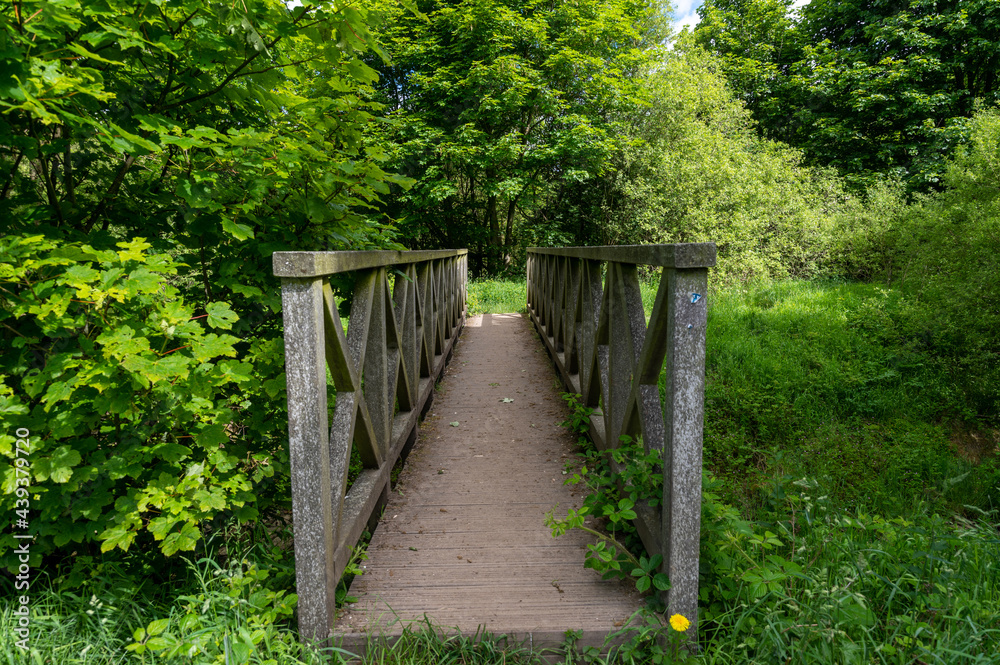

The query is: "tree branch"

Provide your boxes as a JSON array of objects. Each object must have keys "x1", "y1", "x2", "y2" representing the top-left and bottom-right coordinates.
[
  {"x1": 1, "y1": 150, "x2": 24, "y2": 200},
  {"x1": 157, "y1": 6, "x2": 314, "y2": 113},
  {"x1": 27, "y1": 121, "x2": 64, "y2": 225},
  {"x1": 82, "y1": 153, "x2": 137, "y2": 233},
  {"x1": 243, "y1": 55, "x2": 321, "y2": 78},
  {"x1": 61, "y1": 124, "x2": 76, "y2": 206}
]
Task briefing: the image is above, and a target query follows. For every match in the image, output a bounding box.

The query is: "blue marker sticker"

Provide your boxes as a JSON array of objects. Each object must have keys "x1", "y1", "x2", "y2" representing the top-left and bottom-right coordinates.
[
  {"x1": 691, "y1": 293, "x2": 702, "y2": 304},
  {"x1": 687, "y1": 324, "x2": 693, "y2": 329}
]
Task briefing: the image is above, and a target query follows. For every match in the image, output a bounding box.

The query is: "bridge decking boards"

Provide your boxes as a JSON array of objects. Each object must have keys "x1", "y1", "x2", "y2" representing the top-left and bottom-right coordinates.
[{"x1": 335, "y1": 313, "x2": 642, "y2": 652}]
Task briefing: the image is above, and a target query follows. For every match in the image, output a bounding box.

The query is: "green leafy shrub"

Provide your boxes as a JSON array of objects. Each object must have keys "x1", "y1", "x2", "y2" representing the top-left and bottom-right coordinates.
[
  {"x1": 125, "y1": 557, "x2": 299, "y2": 661},
  {"x1": 833, "y1": 108, "x2": 1000, "y2": 427},
  {"x1": 547, "y1": 396, "x2": 669, "y2": 606},
  {"x1": 0, "y1": 236, "x2": 269, "y2": 567},
  {"x1": 603, "y1": 49, "x2": 853, "y2": 283}
]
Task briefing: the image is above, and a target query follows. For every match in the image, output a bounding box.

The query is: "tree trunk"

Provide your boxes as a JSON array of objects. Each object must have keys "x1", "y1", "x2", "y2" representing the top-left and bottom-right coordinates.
[
  {"x1": 486, "y1": 194, "x2": 501, "y2": 274},
  {"x1": 503, "y1": 198, "x2": 517, "y2": 266}
]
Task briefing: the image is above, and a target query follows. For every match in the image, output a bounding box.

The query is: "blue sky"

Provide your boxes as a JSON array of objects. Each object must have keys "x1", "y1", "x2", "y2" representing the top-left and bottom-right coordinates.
[{"x1": 672, "y1": 0, "x2": 810, "y2": 34}]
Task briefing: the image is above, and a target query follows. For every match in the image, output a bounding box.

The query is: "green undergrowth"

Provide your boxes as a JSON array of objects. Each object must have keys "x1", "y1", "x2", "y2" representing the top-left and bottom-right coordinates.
[
  {"x1": 0, "y1": 526, "x2": 333, "y2": 665},
  {"x1": 554, "y1": 399, "x2": 1000, "y2": 663},
  {"x1": 696, "y1": 474, "x2": 1000, "y2": 664},
  {"x1": 546, "y1": 276, "x2": 1000, "y2": 662},
  {"x1": 466, "y1": 279, "x2": 526, "y2": 315}
]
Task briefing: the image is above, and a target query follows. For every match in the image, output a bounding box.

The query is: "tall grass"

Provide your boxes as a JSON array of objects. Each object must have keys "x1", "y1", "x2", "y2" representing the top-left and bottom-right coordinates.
[
  {"x1": 693, "y1": 475, "x2": 1000, "y2": 665},
  {"x1": 0, "y1": 569, "x2": 145, "y2": 664},
  {"x1": 360, "y1": 620, "x2": 547, "y2": 664},
  {"x1": 0, "y1": 534, "x2": 333, "y2": 665}
]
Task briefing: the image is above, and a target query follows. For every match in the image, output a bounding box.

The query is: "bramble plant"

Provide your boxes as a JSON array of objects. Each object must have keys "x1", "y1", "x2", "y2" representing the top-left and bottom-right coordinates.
[{"x1": 546, "y1": 394, "x2": 669, "y2": 602}]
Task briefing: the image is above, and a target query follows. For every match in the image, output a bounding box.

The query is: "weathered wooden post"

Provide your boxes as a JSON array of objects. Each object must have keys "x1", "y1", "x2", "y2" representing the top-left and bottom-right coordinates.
[
  {"x1": 526, "y1": 243, "x2": 715, "y2": 642},
  {"x1": 278, "y1": 274, "x2": 339, "y2": 642}
]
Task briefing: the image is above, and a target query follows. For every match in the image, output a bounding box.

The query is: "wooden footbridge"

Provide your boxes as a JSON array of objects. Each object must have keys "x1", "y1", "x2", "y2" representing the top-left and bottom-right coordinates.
[{"x1": 273, "y1": 244, "x2": 716, "y2": 653}]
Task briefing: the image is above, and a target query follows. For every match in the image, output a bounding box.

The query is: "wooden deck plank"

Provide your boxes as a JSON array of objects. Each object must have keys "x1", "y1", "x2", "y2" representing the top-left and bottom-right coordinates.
[{"x1": 335, "y1": 313, "x2": 642, "y2": 647}]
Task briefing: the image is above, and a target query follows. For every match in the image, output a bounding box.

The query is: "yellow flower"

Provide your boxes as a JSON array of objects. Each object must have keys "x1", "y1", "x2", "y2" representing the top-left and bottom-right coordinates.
[{"x1": 669, "y1": 614, "x2": 690, "y2": 632}]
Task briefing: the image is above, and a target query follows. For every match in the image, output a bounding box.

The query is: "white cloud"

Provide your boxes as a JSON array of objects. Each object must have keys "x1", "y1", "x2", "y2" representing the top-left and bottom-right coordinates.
[
  {"x1": 671, "y1": 0, "x2": 702, "y2": 34},
  {"x1": 673, "y1": 9, "x2": 700, "y2": 34}
]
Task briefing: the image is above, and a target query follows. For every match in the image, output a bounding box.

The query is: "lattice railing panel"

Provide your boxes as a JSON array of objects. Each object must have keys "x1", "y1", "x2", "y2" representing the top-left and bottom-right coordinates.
[
  {"x1": 527, "y1": 244, "x2": 715, "y2": 640},
  {"x1": 274, "y1": 250, "x2": 467, "y2": 643}
]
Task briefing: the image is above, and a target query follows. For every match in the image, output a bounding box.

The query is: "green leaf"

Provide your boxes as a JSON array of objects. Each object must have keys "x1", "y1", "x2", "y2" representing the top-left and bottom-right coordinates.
[
  {"x1": 145, "y1": 354, "x2": 191, "y2": 384},
  {"x1": 109, "y1": 123, "x2": 159, "y2": 153},
  {"x1": 65, "y1": 42, "x2": 124, "y2": 65},
  {"x1": 205, "y1": 302, "x2": 238, "y2": 330},
  {"x1": 148, "y1": 516, "x2": 176, "y2": 541},
  {"x1": 99, "y1": 525, "x2": 136, "y2": 553},
  {"x1": 42, "y1": 445, "x2": 82, "y2": 483},
  {"x1": 191, "y1": 333, "x2": 239, "y2": 362},
  {"x1": 155, "y1": 443, "x2": 192, "y2": 463},
  {"x1": 115, "y1": 239, "x2": 151, "y2": 262},
  {"x1": 144, "y1": 636, "x2": 173, "y2": 650},
  {"x1": 194, "y1": 489, "x2": 226, "y2": 512},
  {"x1": 125, "y1": 268, "x2": 161, "y2": 294},
  {"x1": 161, "y1": 521, "x2": 201, "y2": 556},
  {"x1": 196, "y1": 424, "x2": 229, "y2": 449},
  {"x1": 146, "y1": 619, "x2": 170, "y2": 637},
  {"x1": 60, "y1": 264, "x2": 100, "y2": 287},
  {"x1": 221, "y1": 216, "x2": 255, "y2": 240},
  {"x1": 230, "y1": 639, "x2": 251, "y2": 662}
]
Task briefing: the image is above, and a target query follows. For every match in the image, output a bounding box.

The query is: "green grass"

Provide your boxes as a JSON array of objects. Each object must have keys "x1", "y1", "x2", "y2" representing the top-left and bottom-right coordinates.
[
  {"x1": 0, "y1": 532, "x2": 333, "y2": 665},
  {"x1": 359, "y1": 621, "x2": 548, "y2": 664},
  {"x1": 466, "y1": 280, "x2": 526, "y2": 315},
  {"x1": 643, "y1": 279, "x2": 1000, "y2": 517}
]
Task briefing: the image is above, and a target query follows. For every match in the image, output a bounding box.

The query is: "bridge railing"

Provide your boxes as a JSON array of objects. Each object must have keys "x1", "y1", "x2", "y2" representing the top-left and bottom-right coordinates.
[
  {"x1": 273, "y1": 250, "x2": 467, "y2": 643},
  {"x1": 526, "y1": 244, "x2": 716, "y2": 637}
]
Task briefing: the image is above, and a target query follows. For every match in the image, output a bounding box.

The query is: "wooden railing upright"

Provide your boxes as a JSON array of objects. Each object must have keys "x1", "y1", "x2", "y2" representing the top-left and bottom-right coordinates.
[
  {"x1": 526, "y1": 244, "x2": 716, "y2": 640},
  {"x1": 273, "y1": 250, "x2": 467, "y2": 643}
]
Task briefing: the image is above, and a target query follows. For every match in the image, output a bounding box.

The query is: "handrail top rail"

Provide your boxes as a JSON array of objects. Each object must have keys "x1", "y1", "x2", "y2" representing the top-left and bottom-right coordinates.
[
  {"x1": 527, "y1": 243, "x2": 716, "y2": 268},
  {"x1": 273, "y1": 249, "x2": 469, "y2": 278}
]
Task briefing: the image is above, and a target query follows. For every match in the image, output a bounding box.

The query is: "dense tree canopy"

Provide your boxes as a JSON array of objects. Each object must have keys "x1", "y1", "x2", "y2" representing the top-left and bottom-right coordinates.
[
  {"x1": 0, "y1": 0, "x2": 406, "y2": 246},
  {"x1": 691, "y1": 0, "x2": 1000, "y2": 190},
  {"x1": 687, "y1": 0, "x2": 799, "y2": 128},
  {"x1": 600, "y1": 50, "x2": 850, "y2": 281},
  {"x1": 370, "y1": 0, "x2": 670, "y2": 275}
]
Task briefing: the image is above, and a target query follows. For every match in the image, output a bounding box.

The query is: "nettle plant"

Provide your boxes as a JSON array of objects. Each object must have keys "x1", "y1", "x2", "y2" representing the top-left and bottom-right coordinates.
[
  {"x1": 546, "y1": 394, "x2": 670, "y2": 604},
  {"x1": 0, "y1": 236, "x2": 269, "y2": 568}
]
